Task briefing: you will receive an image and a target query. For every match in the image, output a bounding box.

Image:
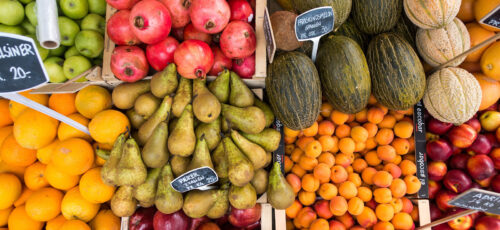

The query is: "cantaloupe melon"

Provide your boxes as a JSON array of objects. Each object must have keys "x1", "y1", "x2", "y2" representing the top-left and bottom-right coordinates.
[
  {"x1": 416, "y1": 18, "x2": 470, "y2": 67},
  {"x1": 404, "y1": 0, "x2": 461, "y2": 29},
  {"x1": 423, "y1": 67, "x2": 482, "y2": 125}
]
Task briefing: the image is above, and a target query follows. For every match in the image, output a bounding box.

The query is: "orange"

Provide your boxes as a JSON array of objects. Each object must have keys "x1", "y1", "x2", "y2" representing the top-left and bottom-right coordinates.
[
  {"x1": 404, "y1": 175, "x2": 421, "y2": 195},
  {"x1": 0, "y1": 99, "x2": 12, "y2": 128},
  {"x1": 475, "y1": 0, "x2": 500, "y2": 31},
  {"x1": 466, "y1": 22, "x2": 496, "y2": 62},
  {"x1": 356, "y1": 207, "x2": 377, "y2": 228},
  {"x1": 310, "y1": 218, "x2": 329, "y2": 230},
  {"x1": 46, "y1": 215, "x2": 66, "y2": 230},
  {"x1": 391, "y1": 213, "x2": 413, "y2": 230},
  {"x1": 51, "y1": 138, "x2": 94, "y2": 176},
  {"x1": 58, "y1": 113, "x2": 91, "y2": 141},
  {"x1": 305, "y1": 140, "x2": 322, "y2": 158},
  {"x1": 284, "y1": 127, "x2": 300, "y2": 138},
  {"x1": 60, "y1": 219, "x2": 91, "y2": 230},
  {"x1": 302, "y1": 174, "x2": 320, "y2": 192},
  {"x1": 0, "y1": 134, "x2": 37, "y2": 167},
  {"x1": 390, "y1": 178, "x2": 407, "y2": 198},
  {"x1": 75, "y1": 85, "x2": 112, "y2": 119},
  {"x1": 461, "y1": 58, "x2": 483, "y2": 71},
  {"x1": 393, "y1": 121, "x2": 413, "y2": 139},
  {"x1": 0, "y1": 206, "x2": 12, "y2": 227},
  {"x1": 357, "y1": 186, "x2": 372, "y2": 202},
  {"x1": 375, "y1": 204, "x2": 394, "y2": 222},
  {"x1": 373, "y1": 171, "x2": 393, "y2": 188},
  {"x1": 338, "y1": 137, "x2": 355, "y2": 154},
  {"x1": 89, "y1": 110, "x2": 130, "y2": 145},
  {"x1": 329, "y1": 196, "x2": 348, "y2": 216},
  {"x1": 373, "y1": 188, "x2": 392, "y2": 204},
  {"x1": 0, "y1": 126, "x2": 13, "y2": 148},
  {"x1": 13, "y1": 187, "x2": 33, "y2": 207},
  {"x1": 347, "y1": 197, "x2": 364, "y2": 216},
  {"x1": 481, "y1": 41, "x2": 500, "y2": 80},
  {"x1": 320, "y1": 103, "x2": 334, "y2": 117},
  {"x1": 331, "y1": 165, "x2": 348, "y2": 183},
  {"x1": 303, "y1": 122, "x2": 318, "y2": 137},
  {"x1": 378, "y1": 115, "x2": 396, "y2": 129},
  {"x1": 24, "y1": 162, "x2": 48, "y2": 190},
  {"x1": 318, "y1": 135, "x2": 335, "y2": 152},
  {"x1": 286, "y1": 174, "x2": 301, "y2": 194},
  {"x1": 89, "y1": 209, "x2": 120, "y2": 230},
  {"x1": 475, "y1": 73, "x2": 500, "y2": 110},
  {"x1": 313, "y1": 163, "x2": 331, "y2": 184},
  {"x1": 318, "y1": 183, "x2": 338, "y2": 200},
  {"x1": 338, "y1": 181, "x2": 357, "y2": 199},
  {"x1": 331, "y1": 110, "x2": 349, "y2": 125},
  {"x1": 0, "y1": 162, "x2": 25, "y2": 179},
  {"x1": 458, "y1": 0, "x2": 475, "y2": 22},
  {"x1": 0, "y1": 173, "x2": 21, "y2": 209},
  {"x1": 318, "y1": 120, "x2": 335, "y2": 136},
  {"x1": 375, "y1": 128, "x2": 394, "y2": 145},
  {"x1": 36, "y1": 139, "x2": 59, "y2": 164},
  {"x1": 25, "y1": 187, "x2": 63, "y2": 221},
  {"x1": 8, "y1": 90, "x2": 49, "y2": 121},
  {"x1": 61, "y1": 187, "x2": 100, "y2": 222},
  {"x1": 400, "y1": 160, "x2": 417, "y2": 176},
  {"x1": 13, "y1": 109, "x2": 58, "y2": 150},
  {"x1": 351, "y1": 126, "x2": 368, "y2": 142},
  {"x1": 45, "y1": 163, "x2": 80, "y2": 190},
  {"x1": 48, "y1": 93, "x2": 77, "y2": 116},
  {"x1": 373, "y1": 222, "x2": 394, "y2": 230},
  {"x1": 79, "y1": 167, "x2": 116, "y2": 204},
  {"x1": 391, "y1": 138, "x2": 409, "y2": 155},
  {"x1": 298, "y1": 190, "x2": 316, "y2": 206},
  {"x1": 335, "y1": 124, "x2": 351, "y2": 138},
  {"x1": 7, "y1": 205, "x2": 43, "y2": 230},
  {"x1": 286, "y1": 200, "x2": 302, "y2": 219}
]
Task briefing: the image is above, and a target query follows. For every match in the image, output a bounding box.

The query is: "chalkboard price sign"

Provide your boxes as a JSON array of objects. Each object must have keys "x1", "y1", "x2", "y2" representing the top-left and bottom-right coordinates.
[
  {"x1": 413, "y1": 101, "x2": 429, "y2": 199},
  {"x1": 480, "y1": 5, "x2": 500, "y2": 29},
  {"x1": 448, "y1": 188, "x2": 500, "y2": 215},
  {"x1": 170, "y1": 166, "x2": 218, "y2": 193},
  {"x1": 263, "y1": 7, "x2": 276, "y2": 63},
  {"x1": 272, "y1": 119, "x2": 285, "y2": 174},
  {"x1": 0, "y1": 32, "x2": 48, "y2": 93},
  {"x1": 294, "y1": 7, "x2": 334, "y2": 62}
]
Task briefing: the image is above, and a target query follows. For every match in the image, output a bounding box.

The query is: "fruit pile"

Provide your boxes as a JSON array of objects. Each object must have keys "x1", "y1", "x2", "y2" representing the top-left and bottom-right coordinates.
[
  {"x1": 282, "y1": 98, "x2": 422, "y2": 230},
  {"x1": 0, "y1": 0, "x2": 106, "y2": 83},
  {"x1": 425, "y1": 102, "x2": 500, "y2": 229},
  {"x1": 0, "y1": 90, "x2": 123, "y2": 229},
  {"x1": 106, "y1": 0, "x2": 257, "y2": 82},
  {"x1": 105, "y1": 65, "x2": 292, "y2": 229}
]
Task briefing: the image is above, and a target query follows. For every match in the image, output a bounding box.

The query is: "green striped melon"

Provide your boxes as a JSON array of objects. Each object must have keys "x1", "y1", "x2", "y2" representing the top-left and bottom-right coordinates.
[
  {"x1": 333, "y1": 18, "x2": 370, "y2": 51},
  {"x1": 423, "y1": 67, "x2": 482, "y2": 125},
  {"x1": 416, "y1": 17, "x2": 470, "y2": 67},
  {"x1": 390, "y1": 13, "x2": 418, "y2": 50},
  {"x1": 404, "y1": 0, "x2": 461, "y2": 29},
  {"x1": 316, "y1": 36, "x2": 370, "y2": 114},
  {"x1": 291, "y1": 0, "x2": 352, "y2": 30},
  {"x1": 266, "y1": 52, "x2": 322, "y2": 130},
  {"x1": 352, "y1": 0, "x2": 402, "y2": 35},
  {"x1": 366, "y1": 33, "x2": 426, "y2": 110}
]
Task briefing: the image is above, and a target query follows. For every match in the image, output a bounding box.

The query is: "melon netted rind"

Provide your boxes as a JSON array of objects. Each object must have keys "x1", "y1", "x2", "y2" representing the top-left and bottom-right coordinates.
[
  {"x1": 423, "y1": 67, "x2": 482, "y2": 125},
  {"x1": 403, "y1": 0, "x2": 461, "y2": 29},
  {"x1": 416, "y1": 17, "x2": 470, "y2": 67},
  {"x1": 352, "y1": 0, "x2": 402, "y2": 35}
]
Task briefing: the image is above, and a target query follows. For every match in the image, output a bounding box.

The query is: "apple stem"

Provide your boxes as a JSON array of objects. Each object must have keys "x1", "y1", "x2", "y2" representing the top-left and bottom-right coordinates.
[
  {"x1": 205, "y1": 21, "x2": 215, "y2": 30},
  {"x1": 134, "y1": 16, "x2": 145, "y2": 29}
]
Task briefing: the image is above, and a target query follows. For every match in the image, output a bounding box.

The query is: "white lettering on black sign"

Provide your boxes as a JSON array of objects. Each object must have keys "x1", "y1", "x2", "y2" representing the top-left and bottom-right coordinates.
[
  {"x1": 295, "y1": 7, "x2": 334, "y2": 41},
  {"x1": 170, "y1": 166, "x2": 218, "y2": 193},
  {"x1": 480, "y1": 5, "x2": 500, "y2": 29},
  {"x1": 0, "y1": 32, "x2": 48, "y2": 93},
  {"x1": 413, "y1": 101, "x2": 429, "y2": 199},
  {"x1": 448, "y1": 188, "x2": 500, "y2": 215}
]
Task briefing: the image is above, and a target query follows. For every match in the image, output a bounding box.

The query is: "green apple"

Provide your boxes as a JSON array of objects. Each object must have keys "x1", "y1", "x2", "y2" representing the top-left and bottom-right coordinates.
[
  {"x1": 59, "y1": 16, "x2": 80, "y2": 46},
  {"x1": 18, "y1": 0, "x2": 32, "y2": 4},
  {"x1": 0, "y1": 24, "x2": 26, "y2": 35},
  {"x1": 81, "y1": 14, "x2": 105, "y2": 34},
  {"x1": 64, "y1": 46, "x2": 80, "y2": 58},
  {"x1": 75, "y1": 30, "x2": 103, "y2": 58},
  {"x1": 0, "y1": 0, "x2": 24, "y2": 26},
  {"x1": 63, "y1": 55, "x2": 91, "y2": 82},
  {"x1": 26, "y1": 34, "x2": 49, "y2": 60},
  {"x1": 88, "y1": 0, "x2": 106, "y2": 16},
  {"x1": 480, "y1": 111, "x2": 500, "y2": 132},
  {"x1": 49, "y1": 45, "x2": 68, "y2": 57},
  {"x1": 44, "y1": 57, "x2": 67, "y2": 83},
  {"x1": 60, "y1": 0, "x2": 88, "y2": 20},
  {"x1": 25, "y1": 2, "x2": 37, "y2": 26},
  {"x1": 20, "y1": 19, "x2": 35, "y2": 35}
]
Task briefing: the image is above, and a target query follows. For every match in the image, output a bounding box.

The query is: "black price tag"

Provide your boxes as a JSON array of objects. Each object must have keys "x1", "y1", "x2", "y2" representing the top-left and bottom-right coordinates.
[
  {"x1": 480, "y1": 5, "x2": 500, "y2": 29},
  {"x1": 263, "y1": 7, "x2": 276, "y2": 63},
  {"x1": 0, "y1": 32, "x2": 48, "y2": 93},
  {"x1": 413, "y1": 101, "x2": 429, "y2": 199},
  {"x1": 294, "y1": 7, "x2": 334, "y2": 62},
  {"x1": 170, "y1": 166, "x2": 218, "y2": 193},
  {"x1": 271, "y1": 119, "x2": 285, "y2": 174},
  {"x1": 448, "y1": 188, "x2": 500, "y2": 215}
]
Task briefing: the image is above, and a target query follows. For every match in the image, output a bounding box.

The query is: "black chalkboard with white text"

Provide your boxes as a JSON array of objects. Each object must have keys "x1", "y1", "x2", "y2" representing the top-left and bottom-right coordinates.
[
  {"x1": 448, "y1": 188, "x2": 500, "y2": 215},
  {"x1": 170, "y1": 166, "x2": 218, "y2": 193},
  {"x1": 294, "y1": 7, "x2": 334, "y2": 42},
  {"x1": 480, "y1": 5, "x2": 500, "y2": 29},
  {"x1": 0, "y1": 32, "x2": 48, "y2": 93}
]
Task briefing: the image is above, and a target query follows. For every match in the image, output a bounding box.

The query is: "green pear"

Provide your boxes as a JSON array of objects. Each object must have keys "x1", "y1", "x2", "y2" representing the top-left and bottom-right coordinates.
[
  {"x1": 111, "y1": 186, "x2": 137, "y2": 217},
  {"x1": 195, "y1": 116, "x2": 221, "y2": 150},
  {"x1": 187, "y1": 136, "x2": 213, "y2": 171},
  {"x1": 229, "y1": 183, "x2": 257, "y2": 210},
  {"x1": 207, "y1": 183, "x2": 230, "y2": 219},
  {"x1": 182, "y1": 190, "x2": 218, "y2": 218},
  {"x1": 251, "y1": 168, "x2": 268, "y2": 194},
  {"x1": 172, "y1": 78, "x2": 192, "y2": 117},
  {"x1": 267, "y1": 162, "x2": 295, "y2": 209},
  {"x1": 229, "y1": 72, "x2": 254, "y2": 107},
  {"x1": 142, "y1": 121, "x2": 169, "y2": 168},
  {"x1": 151, "y1": 63, "x2": 178, "y2": 98},
  {"x1": 211, "y1": 142, "x2": 228, "y2": 179},
  {"x1": 168, "y1": 104, "x2": 196, "y2": 157},
  {"x1": 208, "y1": 69, "x2": 230, "y2": 103},
  {"x1": 231, "y1": 130, "x2": 267, "y2": 169},
  {"x1": 171, "y1": 155, "x2": 190, "y2": 177},
  {"x1": 224, "y1": 137, "x2": 254, "y2": 186},
  {"x1": 116, "y1": 138, "x2": 147, "y2": 186},
  {"x1": 126, "y1": 109, "x2": 146, "y2": 129},
  {"x1": 112, "y1": 80, "x2": 150, "y2": 110},
  {"x1": 221, "y1": 104, "x2": 266, "y2": 134},
  {"x1": 101, "y1": 133, "x2": 126, "y2": 186},
  {"x1": 193, "y1": 79, "x2": 221, "y2": 123},
  {"x1": 134, "y1": 93, "x2": 161, "y2": 118},
  {"x1": 253, "y1": 97, "x2": 275, "y2": 127},
  {"x1": 155, "y1": 163, "x2": 183, "y2": 214},
  {"x1": 241, "y1": 128, "x2": 281, "y2": 152},
  {"x1": 134, "y1": 168, "x2": 161, "y2": 207},
  {"x1": 137, "y1": 95, "x2": 173, "y2": 145}
]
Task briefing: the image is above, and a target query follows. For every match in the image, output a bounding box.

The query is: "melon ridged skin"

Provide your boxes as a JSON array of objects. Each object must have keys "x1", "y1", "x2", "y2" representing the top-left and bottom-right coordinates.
[
  {"x1": 390, "y1": 13, "x2": 418, "y2": 50},
  {"x1": 403, "y1": 0, "x2": 461, "y2": 29},
  {"x1": 266, "y1": 52, "x2": 321, "y2": 130},
  {"x1": 423, "y1": 67, "x2": 482, "y2": 125},
  {"x1": 366, "y1": 33, "x2": 426, "y2": 111},
  {"x1": 352, "y1": 0, "x2": 402, "y2": 35},
  {"x1": 333, "y1": 18, "x2": 370, "y2": 51},
  {"x1": 316, "y1": 36, "x2": 370, "y2": 114},
  {"x1": 416, "y1": 17, "x2": 470, "y2": 67},
  {"x1": 291, "y1": 0, "x2": 352, "y2": 30}
]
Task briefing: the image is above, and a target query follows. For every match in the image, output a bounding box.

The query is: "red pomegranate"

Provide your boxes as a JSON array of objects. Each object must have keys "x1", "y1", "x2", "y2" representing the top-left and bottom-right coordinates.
[
  {"x1": 209, "y1": 46, "x2": 232, "y2": 76},
  {"x1": 146, "y1": 36, "x2": 179, "y2": 71},
  {"x1": 129, "y1": 0, "x2": 172, "y2": 44},
  {"x1": 184, "y1": 23, "x2": 212, "y2": 45},
  {"x1": 107, "y1": 10, "x2": 141, "y2": 45},
  {"x1": 160, "y1": 0, "x2": 191, "y2": 28},
  {"x1": 189, "y1": 0, "x2": 230, "y2": 34},
  {"x1": 232, "y1": 54, "x2": 255, "y2": 78},
  {"x1": 228, "y1": 0, "x2": 254, "y2": 23},
  {"x1": 106, "y1": 0, "x2": 139, "y2": 10},
  {"x1": 111, "y1": 46, "x2": 149, "y2": 82},
  {"x1": 220, "y1": 21, "x2": 256, "y2": 58},
  {"x1": 174, "y1": 40, "x2": 214, "y2": 79}
]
